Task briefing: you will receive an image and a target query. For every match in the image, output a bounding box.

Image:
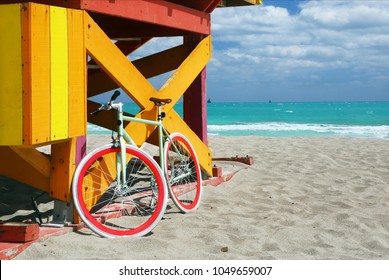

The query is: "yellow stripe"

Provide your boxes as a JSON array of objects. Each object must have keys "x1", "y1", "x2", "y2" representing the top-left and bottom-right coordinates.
[
  {"x1": 50, "y1": 6, "x2": 69, "y2": 140},
  {"x1": 0, "y1": 5, "x2": 23, "y2": 145}
]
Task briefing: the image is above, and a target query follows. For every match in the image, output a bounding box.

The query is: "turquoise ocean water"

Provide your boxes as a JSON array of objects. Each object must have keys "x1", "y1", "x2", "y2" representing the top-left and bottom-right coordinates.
[{"x1": 88, "y1": 102, "x2": 389, "y2": 139}]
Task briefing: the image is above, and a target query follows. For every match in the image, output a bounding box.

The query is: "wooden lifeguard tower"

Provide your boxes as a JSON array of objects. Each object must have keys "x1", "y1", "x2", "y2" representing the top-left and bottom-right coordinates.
[{"x1": 0, "y1": 0, "x2": 261, "y2": 225}]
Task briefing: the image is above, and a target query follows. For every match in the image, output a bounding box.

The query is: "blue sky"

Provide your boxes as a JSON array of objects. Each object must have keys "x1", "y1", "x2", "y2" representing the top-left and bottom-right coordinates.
[{"x1": 128, "y1": 0, "x2": 389, "y2": 103}]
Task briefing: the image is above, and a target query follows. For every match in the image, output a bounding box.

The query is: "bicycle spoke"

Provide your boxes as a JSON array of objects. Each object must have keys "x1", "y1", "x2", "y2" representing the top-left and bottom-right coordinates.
[
  {"x1": 72, "y1": 145, "x2": 167, "y2": 238},
  {"x1": 164, "y1": 133, "x2": 202, "y2": 213}
]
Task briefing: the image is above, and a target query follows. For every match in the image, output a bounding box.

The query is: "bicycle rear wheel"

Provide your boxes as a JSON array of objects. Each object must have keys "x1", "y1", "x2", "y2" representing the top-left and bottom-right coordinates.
[
  {"x1": 164, "y1": 133, "x2": 202, "y2": 213},
  {"x1": 72, "y1": 144, "x2": 167, "y2": 238}
]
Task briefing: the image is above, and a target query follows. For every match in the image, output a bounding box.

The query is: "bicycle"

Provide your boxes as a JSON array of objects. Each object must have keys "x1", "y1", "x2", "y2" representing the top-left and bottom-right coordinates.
[{"x1": 72, "y1": 90, "x2": 202, "y2": 238}]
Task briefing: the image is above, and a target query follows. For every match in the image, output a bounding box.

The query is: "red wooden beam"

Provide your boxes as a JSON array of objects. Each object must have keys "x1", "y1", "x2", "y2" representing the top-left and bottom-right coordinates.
[
  {"x1": 183, "y1": 35, "x2": 209, "y2": 145},
  {"x1": 167, "y1": 0, "x2": 223, "y2": 13},
  {"x1": 0, "y1": 0, "x2": 223, "y2": 13},
  {"x1": 82, "y1": 0, "x2": 211, "y2": 35},
  {"x1": 2, "y1": 1, "x2": 212, "y2": 35},
  {"x1": 204, "y1": 0, "x2": 224, "y2": 12},
  {"x1": 89, "y1": 13, "x2": 192, "y2": 38}
]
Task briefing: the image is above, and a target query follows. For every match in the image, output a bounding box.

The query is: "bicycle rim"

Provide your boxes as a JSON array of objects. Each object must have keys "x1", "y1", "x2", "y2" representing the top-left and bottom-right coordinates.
[
  {"x1": 164, "y1": 133, "x2": 202, "y2": 213},
  {"x1": 72, "y1": 144, "x2": 167, "y2": 238}
]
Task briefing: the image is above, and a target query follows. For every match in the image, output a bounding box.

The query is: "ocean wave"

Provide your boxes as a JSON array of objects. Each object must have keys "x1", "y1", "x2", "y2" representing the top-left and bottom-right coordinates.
[
  {"x1": 208, "y1": 123, "x2": 389, "y2": 139},
  {"x1": 88, "y1": 122, "x2": 389, "y2": 139}
]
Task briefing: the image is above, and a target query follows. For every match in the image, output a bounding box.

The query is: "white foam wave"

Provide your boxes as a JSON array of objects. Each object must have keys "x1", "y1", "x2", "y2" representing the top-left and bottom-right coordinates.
[
  {"x1": 208, "y1": 123, "x2": 389, "y2": 139},
  {"x1": 88, "y1": 122, "x2": 389, "y2": 139}
]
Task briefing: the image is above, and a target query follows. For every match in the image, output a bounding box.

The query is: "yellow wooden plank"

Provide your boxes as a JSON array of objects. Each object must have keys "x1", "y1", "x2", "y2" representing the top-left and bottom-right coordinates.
[
  {"x1": 24, "y1": 3, "x2": 51, "y2": 145},
  {"x1": 67, "y1": 9, "x2": 86, "y2": 138},
  {"x1": 50, "y1": 138, "x2": 76, "y2": 202},
  {"x1": 122, "y1": 37, "x2": 211, "y2": 142},
  {"x1": 87, "y1": 44, "x2": 192, "y2": 98},
  {"x1": 50, "y1": 6, "x2": 69, "y2": 141},
  {"x1": 160, "y1": 36, "x2": 212, "y2": 111},
  {"x1": 84, "y1": 13, "x2": 156, "y2": 109},
  {"x1": 84, "y1": 13, "x2": 212, "y2": 175},
  {"x1": 0, "y1": 4, "x2": 23, "y2": 145}
]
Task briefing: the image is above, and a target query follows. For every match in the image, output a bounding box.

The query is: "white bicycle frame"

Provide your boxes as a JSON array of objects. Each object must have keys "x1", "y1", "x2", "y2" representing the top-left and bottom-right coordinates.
[{"x1": 111, "y1": 102, "x2": 187, "y2": 188}]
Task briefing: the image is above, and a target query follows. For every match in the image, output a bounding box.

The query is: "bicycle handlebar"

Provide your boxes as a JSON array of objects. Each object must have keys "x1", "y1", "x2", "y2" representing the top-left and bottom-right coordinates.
[
  {"x1": 110, "y1": 90, "x2": 121, "y2": 102},
  {"x1": 90, "y1": 90, "x2": 121, "y2": 115}
]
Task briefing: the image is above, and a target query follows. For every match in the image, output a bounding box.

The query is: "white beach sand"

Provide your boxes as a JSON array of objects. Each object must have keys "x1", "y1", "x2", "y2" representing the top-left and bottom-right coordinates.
[{"x1": 2, "y1": 135, "x2": 389, "y2": 259}]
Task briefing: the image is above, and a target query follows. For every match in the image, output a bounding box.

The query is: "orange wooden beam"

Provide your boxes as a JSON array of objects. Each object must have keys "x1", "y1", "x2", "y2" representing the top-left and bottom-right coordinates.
[
  {"x1": 49, "y1": 138, "x2": 77, "y2": 202},
  {"x1": 0, "y1": 146, "x2": 50, "y2": 192}
]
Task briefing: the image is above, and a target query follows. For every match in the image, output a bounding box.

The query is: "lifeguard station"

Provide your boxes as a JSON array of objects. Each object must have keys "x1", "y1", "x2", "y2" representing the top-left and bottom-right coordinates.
[{"x1": 0, "y1": 0, "x2": 260, "y2": 251}]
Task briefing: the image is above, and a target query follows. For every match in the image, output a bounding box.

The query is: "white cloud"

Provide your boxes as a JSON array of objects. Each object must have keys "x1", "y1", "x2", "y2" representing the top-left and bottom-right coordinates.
[
  {"x1": 207, "y1": 0, "x2": 389, "y2": 101},
  {"x1": 129, "y1": 37, "x2": 182, "y2": 60},
  {"x1": 300, "y1": 0, "x2": 389, "y2": 28},
  {"x1": 122, "y1": 1, "x2": 389, "y2": 101}
]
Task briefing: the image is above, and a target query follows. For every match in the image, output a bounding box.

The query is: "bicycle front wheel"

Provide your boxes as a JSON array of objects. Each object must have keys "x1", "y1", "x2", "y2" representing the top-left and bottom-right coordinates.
[
  {"x1": 164, "y1": 133, "x2": 202, "y2": 213},
  {"x1": 72, "y1": 144, "x2": 167, "y2": 238}
]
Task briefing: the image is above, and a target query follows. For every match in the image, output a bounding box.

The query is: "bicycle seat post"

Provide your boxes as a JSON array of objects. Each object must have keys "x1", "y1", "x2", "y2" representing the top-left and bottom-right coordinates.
[
  {"x1": 157, "y1": 104, "x2": 165, "y2": 122},
  {"x1": 149, "y1": 97, "x2": 172, "y2": 121}
]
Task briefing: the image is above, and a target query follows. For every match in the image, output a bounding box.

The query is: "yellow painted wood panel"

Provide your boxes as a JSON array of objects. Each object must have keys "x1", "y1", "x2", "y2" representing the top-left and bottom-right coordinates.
[
  {"x1": 67, "y1": 9, "x2": 86, "y2": 138},
  {"x1": 0, "y1": 4, "x2": 23, "y2": 145},
  {"x1": 160, "y1": 36, "x2": 211, "y2": 111},
  {"x1": 87, "y1": 44, "x2": 191, "y2": 98},
  {"x1": 84, "y1": 13, "x2": 156, "y2": 109},
  {"x1": 24, "y1": 3, "x2": 51, "y2": 145},
  {"x1": 50, "y1": 6, "x2": 69, "y2": 141}
]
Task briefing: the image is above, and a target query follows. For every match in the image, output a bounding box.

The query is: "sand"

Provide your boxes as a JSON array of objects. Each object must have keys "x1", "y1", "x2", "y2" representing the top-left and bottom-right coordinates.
[{"x1": 2, "y1": 135, "x2": 389, "y2": 259}]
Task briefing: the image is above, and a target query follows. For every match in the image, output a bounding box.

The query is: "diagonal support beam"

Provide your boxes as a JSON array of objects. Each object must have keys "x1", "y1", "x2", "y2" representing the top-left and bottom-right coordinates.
[
  {"x1": 87, "y1": 43, "x2": 193, "y2": 98},
  {"x1": 85, "y1": 12, "x2": 213, "y2": 175},
  {"x1": 158, "y1": 37, "x2": 211, "y2": 111},
  {"x1": 0, "y1": 146, "x2": 50, "y2": 192},
  {"x1": 85, "y1": 13, "x2": 156, "y2": 108},
  {"x1": 125, "y1": 36, "x2": 212, "y2": 175}
]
